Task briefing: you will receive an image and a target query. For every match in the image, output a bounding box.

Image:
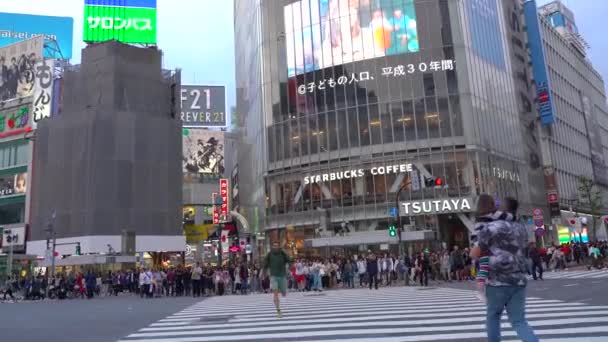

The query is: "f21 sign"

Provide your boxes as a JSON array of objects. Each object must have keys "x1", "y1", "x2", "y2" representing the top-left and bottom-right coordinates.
[{"x1": 180, "y1": 85, "x2": 226, "y2": 127}]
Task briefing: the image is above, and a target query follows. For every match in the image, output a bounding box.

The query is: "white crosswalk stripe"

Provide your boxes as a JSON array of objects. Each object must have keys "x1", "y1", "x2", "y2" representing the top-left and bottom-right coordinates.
[
  {"x1": 118, "y1": 287, "x2": 608, "y2": 342},
  {"x1": 536, "y1": 269, "x2": 608, "y2": 279}
]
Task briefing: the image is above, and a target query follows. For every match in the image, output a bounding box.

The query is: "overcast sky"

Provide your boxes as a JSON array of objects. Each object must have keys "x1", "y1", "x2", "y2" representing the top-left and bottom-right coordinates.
[
  {"x1": 1, "y1": 0, "x2": 606, "y2": 110},
  {"x1": 0, "y1": 0, "x2": 236, "y2": 109}
]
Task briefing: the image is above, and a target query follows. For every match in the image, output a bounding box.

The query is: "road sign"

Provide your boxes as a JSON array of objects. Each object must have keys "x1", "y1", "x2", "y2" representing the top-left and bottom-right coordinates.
[
  {"x1": 388, "y1": 207, "x2": 398, "y2": 218},
  {"x1": 533, "y1": 218, "x2": 544, "y2": 227},
  {"x1": 535, "y1": 227, "x2": 545, "y2": 237},
  {"x1": 532, "y1": 208, "x2": 543, "y2": 218}
]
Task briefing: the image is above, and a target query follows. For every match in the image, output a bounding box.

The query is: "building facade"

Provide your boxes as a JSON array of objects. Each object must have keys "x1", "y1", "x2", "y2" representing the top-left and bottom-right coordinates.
[
  {"x1": 527, "y1": 0, "x2": 608, "y2": 241},
  {"x1": 234, "y1": 0, "x2": 608, "y2": 255},
  {"x1": 234, "y1": 0, "x2": 552, "y2": 256}
]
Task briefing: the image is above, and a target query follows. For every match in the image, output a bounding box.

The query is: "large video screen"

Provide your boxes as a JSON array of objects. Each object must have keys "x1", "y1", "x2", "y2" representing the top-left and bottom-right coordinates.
[{"x1": 285, "y1": 0, "x2": 419, "y2": 77}]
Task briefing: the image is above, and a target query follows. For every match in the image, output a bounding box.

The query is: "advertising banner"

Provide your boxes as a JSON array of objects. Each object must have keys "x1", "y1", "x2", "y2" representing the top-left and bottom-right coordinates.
[
  {"x1": 0, "y1": 37, "x2": 44, "y2": 103},
  {"x1": 33, "y1": 58, "x2": 54, "y2": 123},
  {"x1": 523, "y1": 0, "x2": 555, "y2": 126},
  {"x1": 182, "y1": 128, "x2": 225, "y2": 176},
  {"x1": 2, "y1": 226, "x2": 26, "y2": 252},
  {"x1": 0, "y1": 172, "x2": 27, "y2": 198},
  {"x1": 0, "y1": 13, "x2": 74, "y2": 59},
  {"x1": 83, "y1": 0, "x2": 157, "y2": 44},
  {"x1": 0, "y1": 104, "x2": 33, "y2": 139},
  {"x1": 180, "y1": 85, "x2": 227, "y2": 127},
  {"x1": 284, "y1": 0, "x2": 419, "y2": 77},
  {"x1": 220, "y1": 179, "x2": 229, "y2": 222}
]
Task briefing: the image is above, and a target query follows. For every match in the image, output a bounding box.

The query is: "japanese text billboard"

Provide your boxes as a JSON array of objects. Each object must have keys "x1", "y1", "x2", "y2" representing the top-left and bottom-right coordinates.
[
  {"x1": 0, "y1": 37, "x2": 43, "y2": 103},
  {"x1": 180, "y1": 85, "x2": 227, "y2": 127},
  {"x1": 83, "y1": 0, "x2": 157, "y2": 44},
  {"x1": 33, "y1": 59, "x2": 54, "y2": 123},
  {"x1": 183, "y1": 129, "x2": 225, "y2": 176},
  {"x1": 0, "y1": 13, "x2": 74, "y2": 59},
  {"x1": 285, "y1": 0, "x2": 419, "y2": 77}
]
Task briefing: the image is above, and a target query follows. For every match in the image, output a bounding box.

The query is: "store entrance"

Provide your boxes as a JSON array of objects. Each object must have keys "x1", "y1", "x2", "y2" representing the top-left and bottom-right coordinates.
[{"x1": 438, "y1": 214, "x2": 471, "y2": 250}]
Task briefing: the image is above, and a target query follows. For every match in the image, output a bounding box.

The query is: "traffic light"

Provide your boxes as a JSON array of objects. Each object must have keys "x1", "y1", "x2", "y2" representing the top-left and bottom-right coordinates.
[
  {"x1": 75, "y1": 243, "x2": 81, "y2": 256},
  {"x1": 424, "y1": 176, "x2": 443, "y2": 188},
  {"x1": 388, "y1": 224, "x2": 397, "y2": 237}
]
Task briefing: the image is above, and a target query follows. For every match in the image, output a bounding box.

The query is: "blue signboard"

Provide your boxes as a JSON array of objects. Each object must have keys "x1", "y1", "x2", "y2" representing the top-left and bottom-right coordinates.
[
  {"x1": 523, "y1": 0, "x2": 555, "y2": 126},
  {"x1": 466, "y1": 0, "x2": 506, "y2": 70},
  {"x1": 388, "y1": 207, "x2": 399, "y2": 218},
  {"x1": 0, "y1": 12, "x2": 74, "y2": 59}
]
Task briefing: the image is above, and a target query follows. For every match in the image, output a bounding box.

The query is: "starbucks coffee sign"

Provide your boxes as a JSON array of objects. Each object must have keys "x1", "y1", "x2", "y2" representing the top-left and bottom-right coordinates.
[
  {"x1": 401, "y1": 198, "x2": 473, "y2": 216},
  {"x1": 304, "y1": 163, "x2": 413, "y2": 185}
]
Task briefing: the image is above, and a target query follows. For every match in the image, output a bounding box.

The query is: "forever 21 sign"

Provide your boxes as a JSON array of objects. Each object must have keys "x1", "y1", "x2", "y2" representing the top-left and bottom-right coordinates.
[{"x1": 180, "y1": 85, "x2": 226, "y2": 127}]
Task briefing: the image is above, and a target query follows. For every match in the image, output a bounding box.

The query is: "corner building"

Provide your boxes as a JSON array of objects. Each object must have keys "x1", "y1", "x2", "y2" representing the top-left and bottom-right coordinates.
[{"x1": 234, "y1": 0, "x2": 547, "y2": 256}]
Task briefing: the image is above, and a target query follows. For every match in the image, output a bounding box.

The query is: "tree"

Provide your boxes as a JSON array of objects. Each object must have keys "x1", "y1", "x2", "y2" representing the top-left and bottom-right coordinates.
[{"x1": 577, "y1": 176, "x2": 603, "y2": 242}]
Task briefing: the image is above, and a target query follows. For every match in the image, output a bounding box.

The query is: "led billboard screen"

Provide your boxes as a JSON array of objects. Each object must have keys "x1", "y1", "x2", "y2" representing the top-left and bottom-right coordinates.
[
  {"x1": 284, "y1": 0, "x2": 419, "y2": 77},
  {"x1": 183, "y1": 129, "x2": 225, "y2": 176},
  {"x1": 180, "y1": 85, "x2": 227, "y2": 127},
  {"x1": 83, "y1": 0, "x2": 157, "y2": 44},
  {"x1": 0, "y1": 13, "x2": 74, "y2": 59}
]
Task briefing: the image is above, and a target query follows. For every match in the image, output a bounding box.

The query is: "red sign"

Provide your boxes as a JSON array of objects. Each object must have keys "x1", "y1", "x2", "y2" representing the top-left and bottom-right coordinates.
[
  {"x1": 212, "y1": 192, "x2": 219, "y2": 224},
  {"x1": 220, "y1": 179, "x2": 229, "y2": 222},
  {"x1": 229, "y1": 246, "x2": 240, "y2": 253},
  {"x1": 547, "y1": 191, "x2": 559, "y2": 204}
]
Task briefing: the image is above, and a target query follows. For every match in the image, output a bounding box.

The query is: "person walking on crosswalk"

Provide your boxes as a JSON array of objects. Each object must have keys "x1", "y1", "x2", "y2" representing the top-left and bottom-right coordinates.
[
  {"x1": 476, "y1": 197, "x2": 538, "y2": 342},
  {"x1": 263, "y1": 241, "x2": 292, "y2": 318}
]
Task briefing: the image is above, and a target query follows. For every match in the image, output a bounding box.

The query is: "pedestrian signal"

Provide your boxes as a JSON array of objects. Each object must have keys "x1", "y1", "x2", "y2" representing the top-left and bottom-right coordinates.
[
  {"x1": 388, "y1": 225, "x2": 397, "y2": 237},
  {"x1": 75, "y1": 243, "x2": 81, "y2": 255}
]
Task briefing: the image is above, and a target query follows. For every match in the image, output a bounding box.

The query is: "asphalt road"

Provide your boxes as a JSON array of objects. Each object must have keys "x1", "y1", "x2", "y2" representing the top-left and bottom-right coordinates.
[
  {"x1": 0, "y1": 295, "x2": 199, "y2": 342},
  {"x1": 1, "y1": 275, "x2": 606, "y2": 342},
  {"x1": 440, "y1": 276, "x2": 608, "y2": 305}
]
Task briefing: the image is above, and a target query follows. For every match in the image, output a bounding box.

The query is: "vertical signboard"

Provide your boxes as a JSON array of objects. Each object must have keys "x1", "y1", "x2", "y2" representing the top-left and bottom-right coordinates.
[
  {"x1": 523, "y1": 0, "x2": 555, "y2": 126},
  {"x1": 0, "y1": 37, "x2": 44, "y2": 103},
  {"x1": 180, "y1": 85, "x2": 227, "y2": 127},
  {"x1": 0, "y1": 13, "x2": 74, "y2": 59},
  {"x1": 33, "y1": 59, "x2": 54, "y2": 123},
  {"x1": 212, "y1": 192, "x2": 219, "y2": 225},
  {"x1": 220, "y1": 179, "x2": 229, "y2": 222},
  {"x1": 83, "y1": 0, "x2": 157, "y2": 44}
]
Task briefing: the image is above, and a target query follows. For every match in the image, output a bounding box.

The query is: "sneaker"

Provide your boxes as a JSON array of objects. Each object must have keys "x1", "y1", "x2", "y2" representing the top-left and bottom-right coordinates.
[{"x1": 277, "y1": 309, "x2": 282, "y2": 318}]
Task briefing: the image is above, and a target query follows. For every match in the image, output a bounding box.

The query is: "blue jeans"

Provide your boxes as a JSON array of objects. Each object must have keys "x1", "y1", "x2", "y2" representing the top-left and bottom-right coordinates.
[
  {"x1": 486, "y1": 285, "x2": 538, "y2": 342},
  {"x1": 312, "y1": 274, "x2": 322, "y2": 290}
]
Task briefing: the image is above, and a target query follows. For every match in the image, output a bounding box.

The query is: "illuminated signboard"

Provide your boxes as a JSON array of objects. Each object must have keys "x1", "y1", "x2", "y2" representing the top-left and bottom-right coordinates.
[
  {"x1": 220, "y1": 179, "x2": 229, "y2": 222},
  {"x1": 0, "y1": 105, "x2": 33, "y2": 138},
  {"x1": 401, "y1": 198, "x2": 473, "y2": 216},
  {"x1": 284, "y1": 0, "x2": 419, "y2": 77},
  {"x1": 83, "y1": 0, "x2": 157, "y2": 44},
  {"x1": 523, "y1": 0, "x2": 555, "y2": 126},
  {"x1": 304, "y1": 163, "x2": 413, "y2": 184}
]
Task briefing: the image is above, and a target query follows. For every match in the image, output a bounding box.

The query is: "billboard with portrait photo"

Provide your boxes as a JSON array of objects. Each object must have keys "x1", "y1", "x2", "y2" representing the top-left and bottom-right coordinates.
[
  {"x1": 0, "y1": 37, "x2": 44, "y2": 103},
  {"x1": 183, "y1": 129, "x2": 225, "y2": 177},
  {"x1": 284, "y1": 0, "x2": 419, "y2": 77}
]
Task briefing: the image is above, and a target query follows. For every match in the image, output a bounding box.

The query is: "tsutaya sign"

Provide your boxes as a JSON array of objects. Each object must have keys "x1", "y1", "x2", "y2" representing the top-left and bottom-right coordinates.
[
  {"x1": 304, "y1": 163, "x2": 413, "y2": 185},
  {"x1": 401, "y1": 198, "x2": 473, "y2": 216}
]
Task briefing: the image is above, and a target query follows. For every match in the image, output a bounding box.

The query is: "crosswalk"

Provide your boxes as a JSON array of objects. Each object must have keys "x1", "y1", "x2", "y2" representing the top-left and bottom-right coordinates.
[
  {"x1": 119, "y1": 287, "x2": 608, "y2": 342},
  {"x1": 534, "y1": 269, "x2": 608, "y2": 280}
]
